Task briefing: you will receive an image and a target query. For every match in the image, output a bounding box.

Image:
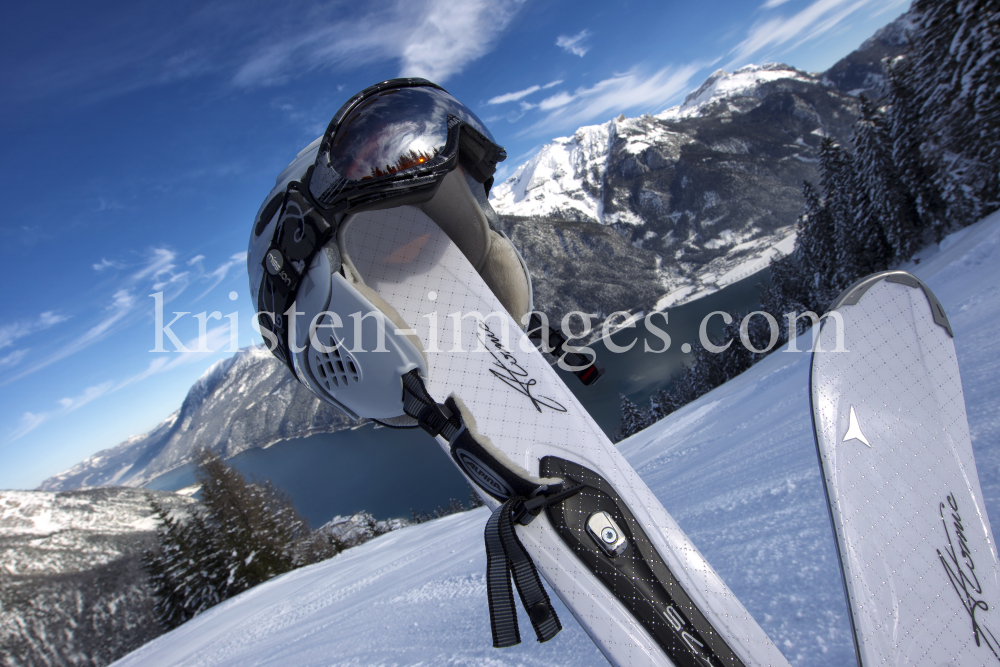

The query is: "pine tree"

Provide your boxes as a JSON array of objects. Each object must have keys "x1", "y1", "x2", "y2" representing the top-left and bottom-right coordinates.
[
  {"x1": 142, "y1": 499, "x2": 226, "y2": 630},
  {"x1": 144, "y1": 452, "x2": 337, "y2": 629},
  {"x1": 853, "y1": 96, "x2": 921, "y2": 262},
  {"x1": 887, "y1": 0, "x2": 1000, "y2": 227},
  {"x1": 819, "y1": 137, "x2": 888, "y2": 286},
  {"x1": 885, "y1": 57, "x2": 948, "y2": 240},
  {"x1": 614, "y1": 395, "x2": 649, "y2": 442},
  {"x1": 648, "y1": 386, "x2": 679, "y2": 423},
  {"x1": 195, "y1": 450, "x2": 310, "y2": 597}
]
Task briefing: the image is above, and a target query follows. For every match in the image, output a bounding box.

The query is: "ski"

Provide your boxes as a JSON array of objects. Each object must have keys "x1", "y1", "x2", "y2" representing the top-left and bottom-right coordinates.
[
  {"x1": 810, "y1": 270, "x2": 1000, "y2": 666},
  {"x1": 339, "y1": 202, "x2": 790, "y2": 667}
]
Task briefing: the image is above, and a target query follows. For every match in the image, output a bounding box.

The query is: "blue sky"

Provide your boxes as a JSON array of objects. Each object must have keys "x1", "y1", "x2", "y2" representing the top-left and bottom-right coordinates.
[{"x1": 0, "y1": 0, "x2": 909, "y2": 489}]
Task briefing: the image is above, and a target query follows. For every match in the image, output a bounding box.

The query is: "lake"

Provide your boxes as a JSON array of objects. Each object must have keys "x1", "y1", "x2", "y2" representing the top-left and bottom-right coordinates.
[{"x1": 146, "y1": 269, "x2": 770, "y2": 526}]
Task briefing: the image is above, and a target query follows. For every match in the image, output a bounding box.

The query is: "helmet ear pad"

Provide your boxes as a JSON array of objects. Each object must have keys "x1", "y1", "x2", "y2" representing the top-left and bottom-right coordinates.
[
  {"x1": 478, "y1": 232, "x2": 532, "y2": 327},
  {"x1": 416, "y1": 166, "x2": 533, "y2": 326}
]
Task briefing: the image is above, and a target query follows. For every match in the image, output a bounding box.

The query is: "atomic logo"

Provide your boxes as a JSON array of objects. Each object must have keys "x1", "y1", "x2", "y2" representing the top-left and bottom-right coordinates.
[{"x1": 843, "y1": 406, "x2": 872, "y2": 448}]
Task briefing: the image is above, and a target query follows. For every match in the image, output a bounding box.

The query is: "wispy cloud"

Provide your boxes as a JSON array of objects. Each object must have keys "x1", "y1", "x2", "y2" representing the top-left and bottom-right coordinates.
[
  {"x1": 93, "y1": 258, "x2": 124, "y2": 272},
  {"x1": 488, "y1": 80, "x2": 563, "y2": 105},
  {"x1": 133, "y1": 248, "x2": 178, "y2": 281},
  {"x1": 8, "y1": 316, "x2": 237, "y2": 442},
  {"x1": 0, "y1": 350, "x2": 29, "y2": 369},
  {"x1": 520, "y1": 63, "x2": 705, "y2": 137},
  {"x1": 761, "y1": 0, "x2": 795, "y2": 8},
  {"x1": 96, "y1": 197, "x2": 124, "y2": 211},
  {"x1": 490, "y1": 85, "x2": 540, "y2": 105},
  {"x1": 9, "y1": 1, "x2": 525, "y2": 106},
  {"x1": 235, "y1": 0, "x2": 526, "y2": 87},
  {"x1": 114, "y1": 319, "x2": 236, "y2": 392},
  {"x1": 556, "y1": 29, "x2": 592, "y2": 57},
  {"x1": 8, "y1": 382, "x2": 114, "y2": 441},
  {"x1": 0, "y1": 312, "x2": 69, "y2": 350},
  {"x1": 196, "y1": 252, "x2": 248, "y2": 301},
  {"x1": 2, "y1": 245, "x2": 241, "y2": 386},
  {"x1": 730, "y1": 0, "x2": 872, "y2": 67}
]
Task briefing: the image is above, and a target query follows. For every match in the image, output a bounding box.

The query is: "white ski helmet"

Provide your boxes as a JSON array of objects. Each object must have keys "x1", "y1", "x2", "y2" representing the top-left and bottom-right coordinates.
[{"x1": 248, "y1": 78, "x2": 533, "y2": 424}]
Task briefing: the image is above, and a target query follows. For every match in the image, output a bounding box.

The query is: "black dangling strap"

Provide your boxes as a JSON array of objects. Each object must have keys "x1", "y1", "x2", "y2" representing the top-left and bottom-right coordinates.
[
  {"x1": 399, "y1": 368, "x2": 585, "y2": 648},
  {"x1": 486, "y1": 498, "x2": 561, "y2": 647}
]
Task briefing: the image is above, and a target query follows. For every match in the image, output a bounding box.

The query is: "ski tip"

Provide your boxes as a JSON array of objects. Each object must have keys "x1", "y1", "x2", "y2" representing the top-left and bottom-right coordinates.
[{"x1": 828, "y1": 270, "x2": 953, "y2": 337}]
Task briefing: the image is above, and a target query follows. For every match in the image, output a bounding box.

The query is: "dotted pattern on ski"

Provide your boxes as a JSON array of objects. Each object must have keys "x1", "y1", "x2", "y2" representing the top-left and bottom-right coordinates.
[{"x1": 812, "y1": 278, "x2": 1000, "y2": 666}]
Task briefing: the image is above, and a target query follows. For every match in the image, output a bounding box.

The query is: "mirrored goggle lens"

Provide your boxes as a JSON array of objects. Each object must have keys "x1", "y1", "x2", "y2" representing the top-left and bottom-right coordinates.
[{"x1": 329, "y1": 86, "x2": 495, "y2": 182}]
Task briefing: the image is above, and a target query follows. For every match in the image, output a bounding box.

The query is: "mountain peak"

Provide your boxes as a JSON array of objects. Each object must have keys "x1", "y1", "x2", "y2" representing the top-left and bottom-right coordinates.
[{"x1": 658, "y1": 63, "x2": 814, "y2": 122}]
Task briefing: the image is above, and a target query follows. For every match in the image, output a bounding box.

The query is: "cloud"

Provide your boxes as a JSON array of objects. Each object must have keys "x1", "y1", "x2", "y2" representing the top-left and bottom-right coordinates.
[
  {"x1": 9, "y1": 413, "x2": 47, "y2": 442},
  {"x1": 1, "y1": 247, "x2": 195, "y2": 385},
  {"x1": 488, "y1": 79, "x2": 563, "y2": 105},
  {"x1": 489, "y1": 85, "x2": 541, "y2": 105},
  {"x1": 7, "y1": 382, "x2": 114, "y2": 441},
  {"x1": 195, "y1": 252, "x2": 248, "y2": 301},
  {"x1": 556, "y1": 29, "x2": 592, "y2": 57},
  {"x1": 93, "y1": 258, "x2": 124, "y2": 272},
  {"x1": 538, "y1": 91, "x2": 575, "y2": 110},
  {"x1": 761, "y1": 0, "x2": 795, "y2": 7},
  {"x1": 96, "y1": 197, "x2": 124, "y2": 211},
  {"x1": 132, "y1": 248, "x2": 177, "y2": 281},
  {"x1": 8, "y1": 315, "x2": 237, "y2": 442},
  {"x1": 520, "y1": 63, "x2": 705, "y2": 138},
  {"x1": 0, "y1": 349, "x2": 28, "y2": 369},
  {"x1": 235, "y1": 0, "x2": 526, "y2": 88},
  {"x1": 729, "y1": 0, "x2": 872, "y2": 67},
  {"x1": 115, "y1": 318, "x2": 235, "y2": 393},
  {"x1": 9, "y1": 0, "x2": 525, "y2": 110},
  {"x1": 0, "y1": 312, "x2": 70, "y2": 350}
]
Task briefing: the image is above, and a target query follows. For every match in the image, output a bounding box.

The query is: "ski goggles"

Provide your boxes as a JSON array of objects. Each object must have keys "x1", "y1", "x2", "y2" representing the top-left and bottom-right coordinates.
[
  {"x1": 306, "y1": 78, "x2": 507, "y2": 211},
  {"x1": 255, "y1": 78, "x2": 506, "y2": 372}
]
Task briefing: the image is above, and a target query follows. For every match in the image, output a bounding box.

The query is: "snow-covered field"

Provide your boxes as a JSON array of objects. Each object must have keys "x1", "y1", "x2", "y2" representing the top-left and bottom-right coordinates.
[{"x1": 111, "y1": 211, "x2": 1000, "y2": 667}]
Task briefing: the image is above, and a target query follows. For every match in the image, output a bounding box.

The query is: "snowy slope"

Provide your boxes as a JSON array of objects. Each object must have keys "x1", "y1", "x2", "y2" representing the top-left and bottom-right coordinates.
[{"x1": 109, "y1": 210, "x2": 1000, "y2": 667}]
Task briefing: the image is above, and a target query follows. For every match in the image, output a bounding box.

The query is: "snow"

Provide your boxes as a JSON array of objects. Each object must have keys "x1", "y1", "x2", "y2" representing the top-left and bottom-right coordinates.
[
  {"x1": 650, "y1": 228, "x2": 797, "y2": 311},
  {"x1": 716, "y1": 229, "x2": 797, "y2": 285},
  {"x1": 489, "y1": 121, "x2": 613, "y2": 222},
  {"x1": 110, "y1": 210, "x2": 1000, "y2": 667},
  {"x1": 657, "y1": 65, "x2": 814, "y2": 122}
]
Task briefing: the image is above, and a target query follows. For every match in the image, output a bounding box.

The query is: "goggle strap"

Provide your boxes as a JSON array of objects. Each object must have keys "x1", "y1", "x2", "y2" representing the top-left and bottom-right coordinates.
[
  {"x1": 459, "y1": 124, "x2": 506, "y2": 183},
  {"x1": 257, "y1": 175, "x2": 341, "y2": 377}
]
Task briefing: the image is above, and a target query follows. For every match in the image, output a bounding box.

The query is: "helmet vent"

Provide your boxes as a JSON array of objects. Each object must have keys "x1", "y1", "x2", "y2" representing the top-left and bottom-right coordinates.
[{"x1": 314, "y1": 335, "x2": 361, "y2": 392}]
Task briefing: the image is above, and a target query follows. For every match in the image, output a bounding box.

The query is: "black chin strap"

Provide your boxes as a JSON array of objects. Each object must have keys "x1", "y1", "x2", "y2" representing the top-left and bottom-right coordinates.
[{"x1": 399, "y1": 369, "x2": 584, "y2": 647}]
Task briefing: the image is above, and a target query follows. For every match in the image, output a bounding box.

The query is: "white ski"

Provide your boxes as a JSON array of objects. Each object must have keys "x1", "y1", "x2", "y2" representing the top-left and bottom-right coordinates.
[
  {"x1": 340, "y1": 204, "x2": 790, "y2": 667},
  {"x1": 811, "y1": 270, "x2": 1000, "y2": 666}
]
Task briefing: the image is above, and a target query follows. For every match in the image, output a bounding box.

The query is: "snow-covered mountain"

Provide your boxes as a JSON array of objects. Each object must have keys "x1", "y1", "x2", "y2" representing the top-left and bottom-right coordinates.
[
  {"x1": 0, "y1": 487, "x2": 194, "y2": 667},
  {"x1": 109, "y1": 208, "x2": 1000, "y2": 667},
  {"x1": 490, "y1": 63, "x2": 852, "y2": 317},
  {"x1": 491, "y1": 19, "x2": 909, "y2": 318},
  {"x1": 39, "y1": 346, "x2": 356, "y2": 492}
]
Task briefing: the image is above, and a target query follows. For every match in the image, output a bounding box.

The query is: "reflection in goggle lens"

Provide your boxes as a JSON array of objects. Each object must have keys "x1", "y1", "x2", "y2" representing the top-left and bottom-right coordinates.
[{"x1": 328, "y1": 87, "x2": 493, "y2": 182}]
